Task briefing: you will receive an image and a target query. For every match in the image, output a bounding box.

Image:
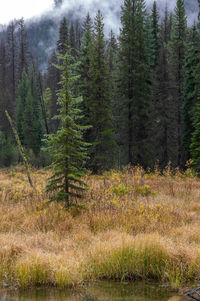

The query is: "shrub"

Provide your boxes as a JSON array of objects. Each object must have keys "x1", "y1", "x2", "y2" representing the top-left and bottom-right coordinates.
[
  {"x1": 134, "y1": 185, "x2": 157, "y2": 197},
  {"x1": 0, "y1": 132, "x2": 18, "y2": 167}
]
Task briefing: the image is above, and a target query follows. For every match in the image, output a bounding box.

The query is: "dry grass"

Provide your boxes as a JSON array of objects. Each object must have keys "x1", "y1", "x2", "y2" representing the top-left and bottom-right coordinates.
[{"x1": 0, "y1": 165, "x2": 200, "y2": 289}]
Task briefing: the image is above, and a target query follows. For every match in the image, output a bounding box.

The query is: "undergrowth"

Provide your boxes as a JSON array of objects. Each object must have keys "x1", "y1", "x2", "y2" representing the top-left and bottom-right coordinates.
[{"x1": 0, "y1": 166, "x2": 199, "y2": 289}]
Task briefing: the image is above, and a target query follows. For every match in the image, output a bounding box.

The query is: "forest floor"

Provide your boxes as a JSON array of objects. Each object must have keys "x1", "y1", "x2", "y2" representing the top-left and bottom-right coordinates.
[{"x1": 0, "y1": 165, "x2": 200, "y2": 289}]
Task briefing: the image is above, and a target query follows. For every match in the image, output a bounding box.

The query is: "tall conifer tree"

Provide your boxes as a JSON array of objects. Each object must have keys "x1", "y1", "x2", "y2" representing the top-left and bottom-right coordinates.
[
  {"x1": 57, "y1": 17, "x2": 69, "y2": 55},
  {"x1": 190, "y1": 102, "x2": 200, "y2": 173},
  {"x1": 78, "y1": 13, "x2": 93, "y2": 131},
  {"x1": 16, "y1": 70, "x2": 29, "y2": 143},
  {"x1": 88, "y1": 10, "x2": 116, "y2": 172},
  {"x1": 153, "y1": 6, "x2": 177, "y2": 168},
  {"x1": 106, "y1": 30, "x2": 120, "y2": 163},
  {"x1": 6, "y1": 22, "x2": 17, "y2": 117},
  {"x1": 151, "y1": 1, "x2": 159, "y2": 68},
  {"x1": 47, "y1": 18, "x2": 69, "y2": 131},
  {"x1": 69, "y1": 23, "x2": 76, "y2": 57},
  {"x1": 47, "y1": 51, "x2": 61, "y2": 131},
  {"x1": 23, "y1": 71, "x2": 43, "y2": 154},
  {"x1": 45, "y1": 51, "x2": 89, "y2": 207},
  {"x1": 118, "y1": 0, "x2": 152, "y2": 168},
  {"x1": 18, "y1": 19, "x2": 28, "y2": 82},
  {"x1": 170, "y1": 0, "x2": 187, "y2": 166},
  {"x1": 16, "y1": 70, "x2": 42, "y2": 154},
  {"x1": 182, "y1": 26, "x2": 199, "y2": 164}
]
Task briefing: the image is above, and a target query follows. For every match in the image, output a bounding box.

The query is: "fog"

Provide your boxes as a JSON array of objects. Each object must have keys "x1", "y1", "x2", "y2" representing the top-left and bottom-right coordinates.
[{"x1": 49, "y1": 0, "x2": 198, "y2": 34}]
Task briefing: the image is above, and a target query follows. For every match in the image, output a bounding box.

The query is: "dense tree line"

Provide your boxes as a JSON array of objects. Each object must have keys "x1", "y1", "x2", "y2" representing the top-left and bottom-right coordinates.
[{"x1": 1, "y1": 0, "x2": 200, "y2": 173}]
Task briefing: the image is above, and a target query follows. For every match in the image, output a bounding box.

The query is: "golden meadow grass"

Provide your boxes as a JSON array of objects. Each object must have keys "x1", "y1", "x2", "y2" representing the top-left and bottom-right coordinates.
[{"x1": 0, "y1": 165, "x2": 200, "y2": 289}]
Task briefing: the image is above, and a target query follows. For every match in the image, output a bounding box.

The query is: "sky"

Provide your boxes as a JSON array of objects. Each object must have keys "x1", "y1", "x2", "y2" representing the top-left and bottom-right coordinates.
[
  {"x1": 0, "y1": 0, "x2": 53, "y2": 24},
  {"x1": 0, "y1": 0, "x2": 176, "y2": 25},
  {"x1": 0, "y1": 0, "x2": 197, "y2": 29}
]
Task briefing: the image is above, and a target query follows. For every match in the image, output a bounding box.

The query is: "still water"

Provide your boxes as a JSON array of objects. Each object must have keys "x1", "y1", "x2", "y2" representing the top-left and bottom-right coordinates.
[{"x1": 0, "y1": 281, "x2": 188, "y2": 301}]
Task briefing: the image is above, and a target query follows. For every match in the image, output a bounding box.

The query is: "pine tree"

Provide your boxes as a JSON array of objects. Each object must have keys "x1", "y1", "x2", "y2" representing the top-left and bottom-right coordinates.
[
  {"x1": 69, "y1": 23, "x2": 76, "y2": 57},
  {"x1": 0, "y1": 40, "x2": 9, "y2": 134},
  {"x1": 106, "y1": 30, "x2": 120, "y2": 164},
  {"x1": 107, "y1": 30, "x2": 118, "y2": 73},
  {"x1": 190, "y1": 102, "x2": 200, "y2": 173},
  {"x1": 87, "y1": 10, "x2": 116, "y2": 172},
  {"x1": 43, "y1": 87, "x2": 52, "y2": 131},
  {"x1": 47, "y1": 51, "x2": 60, "y2": 131},
  {"x1": 23, "y1": 70, "x2": 43, "y2": 154},
  {"x1": 16, "y1": 70, "x2": 42, "y2": 154},
  {"x1": 151, "y1": 1, "x2": 160, "y2": 68},
  {"x1": 45, "y1": 51, "x2": 89, "y2": 208},
  {"x1": 182, "y1": 26, "x2": 199, "y2": 164},
  {"x1": 37, "y1": 71, "x2": 50, "y2": 135},
  {"x1": 118, "y1": 0, "x2": 152, "y2": 168},
  {"x1": 153, "y1": 6, "x2": 178, "y2": 168},
  {"x1": 18, "y1": 18, "x2": 28, "y2": 82},
  {"x1": 0, "y1": 131, "x2": 18, "y2": 167},
  {"x1": 78, "y1": 13, "x2": 93, "y2": 136},
  {"x1": 57, "y1": 17, "x2": 68, "y2": 55},
  {"x1": 170, "y1": 0, "x2": 187, "y2": 166},
  {"x1": 144, "y1": 14, "x2": 155, "y2": 70},
  {"x1": 47, "y1": 18, "x2": 69, "y2": 132},
  {"x1": 75, "y1": 20, "x2": 81, "y2": 51},
  {"x1": 16, "y1": 70, "x2": 30, "y2": 143},
  {"x1": 6, "y1": 21, "x2": 17, "y2": 117}
]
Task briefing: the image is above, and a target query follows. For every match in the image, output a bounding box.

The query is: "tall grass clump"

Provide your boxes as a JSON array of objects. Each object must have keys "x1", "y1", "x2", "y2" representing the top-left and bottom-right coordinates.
[{"x1": 85, "y1": 233, "x2": 169, "y2": 281}]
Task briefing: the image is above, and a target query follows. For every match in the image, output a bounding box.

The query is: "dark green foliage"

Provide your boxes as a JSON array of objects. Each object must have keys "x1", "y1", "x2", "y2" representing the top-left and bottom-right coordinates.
[
  {"x1": 18, "y1": 18, "x2": 28, "y2": 82},
  {"x1": 0, "y1": 132, "x2": 18, "y2": 167},
  {"x1": 47, "y1": 51, "x2": 60, "y2": 132},
  {"x1": 75, "y1": 21, "x2": 81, "y2": 51},
  {"x1": 87, "y1": 10, "x2": 116, "y2": 172},
  {"x1": 170, "y1": 0, "x2": 187, "y2": 166},
  {"x1": 57, "y1": 17, "x2": 69, "y2": 55},
  {"x1": 190, "y1": 4, "x2": 200, "y2": 172},
  {"x1": 182, "y1": 26, "x2": 199, "y2": 164},
  {"x1": 78, "y1": 13, "x2": 93, "y2": 135},
  {"x1": 47, "y1": 17, "x2": 69, "y2": 133},
  {"x1": 6, "y1": 22, "x2": 17, "y2": 113},
  {"x1": 118, "y1": 0, "x2": 153, "y2": 168},
  {"x1": 16, "y1": 71, "x2": 30, "y2": 143},
  {"x1": 153, "y1": 6, "x2": 178, "y2": 169},
  {"x1": 2, "y1": 0, "x2": 200, "y2": 171},
  {"x1": 42, "y1": 87, "x2": 52, "y2": 131},
  {"x1": 107, "y1": 30, "x2": 118, "y2": 72},
  {"x1": 106, "y1": 30, "x2": 120, "y2": 168},
  {"x1": 45, "y1": 51, "x2": 89, "y2": 207},
  {"x1": 27, "y1": 149, "x2": 51, "y2": 168},
  {"x1": 23, "y1": 71, "x2": 43, "y2": 154},
  {"x1": 69, "y1": 24, "x2": 76, "y2": 57},
  {"x1": 0, "y1": 40, "x2": 13, "y2": 134},
  {"x1": 16, "y1": 70, "x2": 43, "y2": 155},
  {"x1": 151, "y1": 1, "x2": 160, "y2": 68},
  {"x1": 190, "y1": 102, "x2": 200, "y2": 173}
]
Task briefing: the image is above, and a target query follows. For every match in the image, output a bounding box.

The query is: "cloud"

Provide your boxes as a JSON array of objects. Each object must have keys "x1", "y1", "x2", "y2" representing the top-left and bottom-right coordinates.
[
  {"x1": 0, "y1": 0, "x2": 53, "y2": 24},
  {"x1": 48, "y1": 0, "x2": 198, "y2": 35},
  {"x1": 17, "y1": 0, "x2": 198, "y2": 70}
]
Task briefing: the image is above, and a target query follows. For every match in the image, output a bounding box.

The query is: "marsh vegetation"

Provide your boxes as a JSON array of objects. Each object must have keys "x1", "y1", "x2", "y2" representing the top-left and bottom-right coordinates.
[{"x1": 0, "y1": 166, "x2": 199, "y2": 290}]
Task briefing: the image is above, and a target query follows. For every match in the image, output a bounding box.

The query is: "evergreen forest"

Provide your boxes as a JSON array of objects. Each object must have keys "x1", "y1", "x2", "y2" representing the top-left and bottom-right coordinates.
[{"x1": 1, "y1": 0, "x2": 200, "y2": 174}]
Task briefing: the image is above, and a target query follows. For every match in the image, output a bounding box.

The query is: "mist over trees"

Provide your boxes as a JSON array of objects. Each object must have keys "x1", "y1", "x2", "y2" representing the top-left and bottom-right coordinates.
[{"x1": 1, "y1": 0, "x2": 200, "y2": 173}]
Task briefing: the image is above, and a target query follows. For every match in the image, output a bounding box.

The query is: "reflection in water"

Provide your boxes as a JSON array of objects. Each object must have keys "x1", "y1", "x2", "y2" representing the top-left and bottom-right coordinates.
[{"x1": 0, "y1": 281, "x2": 188, "y2": 301}]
